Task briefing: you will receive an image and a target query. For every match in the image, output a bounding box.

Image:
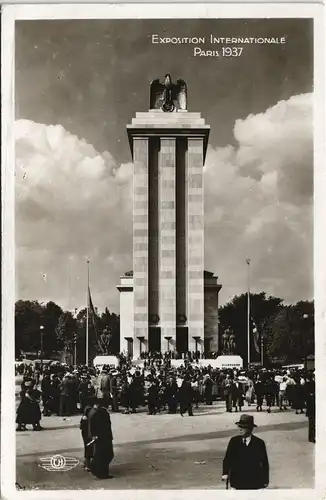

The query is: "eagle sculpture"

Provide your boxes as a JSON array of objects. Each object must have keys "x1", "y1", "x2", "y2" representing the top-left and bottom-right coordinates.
[{"x1": 150, "y1": 74, "x2": 187, "y2": 112}]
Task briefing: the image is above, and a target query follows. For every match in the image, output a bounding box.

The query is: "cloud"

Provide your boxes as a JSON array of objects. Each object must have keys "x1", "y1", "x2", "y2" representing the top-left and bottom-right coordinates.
[
  {"x1": 233, "y1": 93, "x2": 313, "y2": 204},
  {"x1": 15, "y1": 119, "x2": 133, "y2": 311},
  {"x1": 15, "y1": 92, "x2": 313, "y2": 312},
  {"x1": 204, "y1": 92, "x2": 313, "y2": 305}
]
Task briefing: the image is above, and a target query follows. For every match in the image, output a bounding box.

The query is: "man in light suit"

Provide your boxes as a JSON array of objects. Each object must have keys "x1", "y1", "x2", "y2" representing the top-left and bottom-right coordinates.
[
  {"x1": 222, "y1": 414, "x2": 269, "y2": 489},
  {"x1": 99, "y1": 366, "x2": 111, "y2": 406}
]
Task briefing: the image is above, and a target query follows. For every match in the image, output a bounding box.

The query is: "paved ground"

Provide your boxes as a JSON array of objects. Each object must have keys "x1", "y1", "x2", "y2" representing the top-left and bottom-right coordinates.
[{"x1": 16, "y1": 400, "x2": 314, "y2": 490}]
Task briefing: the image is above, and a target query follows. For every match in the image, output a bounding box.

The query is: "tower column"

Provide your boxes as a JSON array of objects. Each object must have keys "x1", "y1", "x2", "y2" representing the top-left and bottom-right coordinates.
[
  {"x1": 133, "y1": 137, "x2": 149, "y2": 358},
  {"x1": 127, "y1": 109, "x2": 209, "y2": 358},
  {"x1": 187, "y1": 137, "x2": 204, "y2": 352},
  {"x1": 159, "y1": 138, "x2": 176, "y2": 349}
]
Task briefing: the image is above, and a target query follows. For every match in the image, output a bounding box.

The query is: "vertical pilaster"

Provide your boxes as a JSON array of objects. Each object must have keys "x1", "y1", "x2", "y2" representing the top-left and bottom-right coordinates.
[
  {"x1": 127, "y1": 111, "x2": 209, "y2": 358},
  {"x1": 176, "y1": 139, "x2": 187, "y2": 324},
  {"x1": 187, "y1": 137, "x2": 204, "y2": 352},
  {"x1": 159, "y1": 138, "x2": 176, "y2": 348},
  {"x1": 133, "y1": 137, "x2": 149, "y2": 358},
  {"x1": 204, "y1": 284, "x2": 221, "y2": 352},
  {"x1": 148, "y1": 139, "x2": 159, "y2": 325}
]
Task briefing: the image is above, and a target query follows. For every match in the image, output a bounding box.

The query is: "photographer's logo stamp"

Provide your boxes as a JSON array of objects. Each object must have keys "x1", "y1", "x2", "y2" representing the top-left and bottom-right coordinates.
[{"x1": 38, "y1": 455, "x2": 79, "y2": 472}]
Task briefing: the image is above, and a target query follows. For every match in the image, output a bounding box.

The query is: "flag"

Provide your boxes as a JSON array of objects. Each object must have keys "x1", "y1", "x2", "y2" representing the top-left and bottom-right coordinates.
[
  {"x1": 88, "y1": 287, "x2": 97, "y2": 317},
  {"x1": 251, "y1": 317, "x2": 260, "y2": 354},
  {"x1": 88, "y1": 287, "x2": 104, "y2": 353}
]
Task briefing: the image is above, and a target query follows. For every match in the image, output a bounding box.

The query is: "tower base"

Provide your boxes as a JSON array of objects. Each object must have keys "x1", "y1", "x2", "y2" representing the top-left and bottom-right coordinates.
[{"x1": 117, "y1": 270, "x2": 221, "y2": 358}]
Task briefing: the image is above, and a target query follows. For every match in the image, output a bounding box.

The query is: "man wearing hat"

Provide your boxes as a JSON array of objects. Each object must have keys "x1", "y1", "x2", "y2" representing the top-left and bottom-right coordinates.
[
  {"x1": 59, "y1": 373, "x2": 73, "y2": 416},
  {"x1": 79, "y1": 374, "x2": 95, "y2": 413},
  {"x1": 179, "y1": 375, "x2": 194, "y2": 417},
  {"x1": 222, "y1": 414, "x2": 269, "y2": 489},
  {"x1": 88, "y1": 397, "x2": 114, "y2": 479},
  {"x1": 305, "y1": 375, "x2": 316, "y2": 443}
]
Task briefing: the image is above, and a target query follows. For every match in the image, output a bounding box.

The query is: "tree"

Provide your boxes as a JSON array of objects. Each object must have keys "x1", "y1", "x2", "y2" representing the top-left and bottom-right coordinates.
[
  {"x1": 75, "y1": 308, "x2": 101, "y2": 364},
  {"x1": 15, "y1": 300, "x2": 44, "y2": 356},
  {"x1": 218, "y1": 292, "x2": 284, "y2": 364},
  {"x1": 265, "y1": 300, "x2": 314, "y2": 364},
  {"x1": 41, "y1": 301, "x2": 64, "y2": 355},
  {"x1": 15, "y1": 299, "x2": 121, "y2": 363},
  {"x1": 55, "y1": 311, "x2": 77, "y2": 360}
]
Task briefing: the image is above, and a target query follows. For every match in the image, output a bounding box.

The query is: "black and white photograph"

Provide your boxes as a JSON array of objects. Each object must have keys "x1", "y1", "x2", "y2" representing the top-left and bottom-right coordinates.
[{"x1": 1, "y1": 3, "x2": 325, "y2": 498}]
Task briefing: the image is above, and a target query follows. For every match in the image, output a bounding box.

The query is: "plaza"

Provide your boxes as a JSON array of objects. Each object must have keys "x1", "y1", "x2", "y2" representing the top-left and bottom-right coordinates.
[{"x1": 16, "y1": 401, "x2": 313, "y2": 490}]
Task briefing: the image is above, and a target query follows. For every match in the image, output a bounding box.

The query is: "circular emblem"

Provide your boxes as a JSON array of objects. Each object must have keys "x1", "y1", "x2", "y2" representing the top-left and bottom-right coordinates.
[
  {"x1": 162, "y1": 101, "x2": 175, "y2": 112},
  {"x1": 177, "y1": 314, "x2": 187, "y2": 325},
  {"x1": 149, "y1": 314, "x2": 160, "y2": 324},
  {"x1": 50, "y1": 455, "x2": 66, "y2": 470}
]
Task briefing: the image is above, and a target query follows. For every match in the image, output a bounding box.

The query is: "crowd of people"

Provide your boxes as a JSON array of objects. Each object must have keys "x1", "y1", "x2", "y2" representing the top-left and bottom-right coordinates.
[
  {"x1": 16, "y1": 351, "x2": 316, "y2": 444},
  {"x1": 137, "y1": 350, "x2": 220, "y2": 361}
]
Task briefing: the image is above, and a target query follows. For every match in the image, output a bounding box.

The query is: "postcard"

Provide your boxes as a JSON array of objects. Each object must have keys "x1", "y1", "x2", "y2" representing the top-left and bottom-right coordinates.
[{"x1": 1, "y1": 3, "x2": 325, "y2": 500}]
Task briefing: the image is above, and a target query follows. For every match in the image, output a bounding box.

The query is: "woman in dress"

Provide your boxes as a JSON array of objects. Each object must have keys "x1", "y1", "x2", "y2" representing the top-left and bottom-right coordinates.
[{"x1": 16, "y1": 380, "x2": 42, "y2": 431}]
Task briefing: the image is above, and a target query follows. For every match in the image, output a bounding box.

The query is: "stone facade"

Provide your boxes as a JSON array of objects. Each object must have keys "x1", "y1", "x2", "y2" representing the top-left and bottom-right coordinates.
[
  {"x1": 116, "y1": 275, "x2": 134, "y2": 355},
  {"x1": 158, "y1": 138, "x2": 177, "y2": 345},
  {"x1": 132, "y1": 138, "x2": 149, "y2": 358},
  {"x1": 187, "y1": 138, "x2": 204, "y2": 352}
]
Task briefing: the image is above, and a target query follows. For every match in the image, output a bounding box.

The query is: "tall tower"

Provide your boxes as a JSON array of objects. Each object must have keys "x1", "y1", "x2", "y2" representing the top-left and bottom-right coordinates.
[{"x1": 122, "y1": 75, "x2": 210, "y2": 358}]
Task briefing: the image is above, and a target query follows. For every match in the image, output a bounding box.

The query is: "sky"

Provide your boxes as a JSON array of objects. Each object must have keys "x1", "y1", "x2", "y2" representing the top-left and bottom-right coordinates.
[{"x1": 15, "y1": 18, "x2": 314, "y2": 313}]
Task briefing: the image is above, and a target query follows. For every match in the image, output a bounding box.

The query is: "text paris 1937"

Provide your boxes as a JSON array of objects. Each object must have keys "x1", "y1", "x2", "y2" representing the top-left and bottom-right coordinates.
[{"x1": 193, "y1": 47, "x2": 244, "y2": 58}]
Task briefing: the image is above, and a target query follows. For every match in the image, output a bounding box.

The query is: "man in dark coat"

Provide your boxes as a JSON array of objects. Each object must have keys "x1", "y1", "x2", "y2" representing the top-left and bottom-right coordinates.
[
  {"x1": 110, "y1": 373, "x2": 120, "y2": 413},
  {"x1": 41, "y1": 373, "x2": 52, "y2": 416},
  {"x1": 166, "y1": 376, "x2": 178, "y2": 414},
  {"x1": 80, "y1": 400, "x2": 95, "y2": 471},
  {"x1": 70, "y1": 372, "x2": 79, "y2": 414},
  {"x1": 254, "y1": 379, "x2": 265, "y2": 412},
  {"x1": 265, "y1": 377, "x2": 275, "y2": 414},
  {"x1": 50, "y1": 374, "x2": 60, "y2": 415},
  {"x1": 129, "y1": 373, "x2": 142, "y2": 413},
  {"x1": 222, "y1": 414, "x2": 269, "y2": 490},
  {"x1": 88, "y1": 397, "x2": 114, "y2": 479},
  {"x1": 292, "y1": 378, "x2": 305, "y2": 414},
  {"x1": 147, "y1": 378, "x2": 159, "y2": 415},
  {"x1": 79, "y1": 375, "x2": 95, "y2": 413},
  {"x1": 179, "y1": 376, "x2": 194, "y2": 416},
  {"x1": 59, "y1": 374, "x2": 71, "y2": 416},
  {"x1": 203, "y1": 374, "x2": 214, "y2": 405},
  {"x1": 305, "y1": 378, "x2": 315, "y2": 443}
]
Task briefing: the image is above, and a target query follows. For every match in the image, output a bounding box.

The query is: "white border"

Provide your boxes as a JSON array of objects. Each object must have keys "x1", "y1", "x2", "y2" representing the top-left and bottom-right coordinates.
[
  {"x1": 0, "y1": 0, "x2": 323, "y2": 4},
  {"x1": 2, "y1": 4, "x2": 325, "y2": 500},
  {"x1": 1, "y1": 3, "x2": 325, "y2": 18}
]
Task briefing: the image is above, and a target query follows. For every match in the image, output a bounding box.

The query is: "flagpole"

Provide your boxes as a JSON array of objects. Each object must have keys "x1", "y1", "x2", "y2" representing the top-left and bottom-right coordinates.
[
  {"x1": 86, "y1": 259, "x2": 90, "y2": 366},
  {"x1": 246, "y1": 258, "x2": 251, "y2": 367}
]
